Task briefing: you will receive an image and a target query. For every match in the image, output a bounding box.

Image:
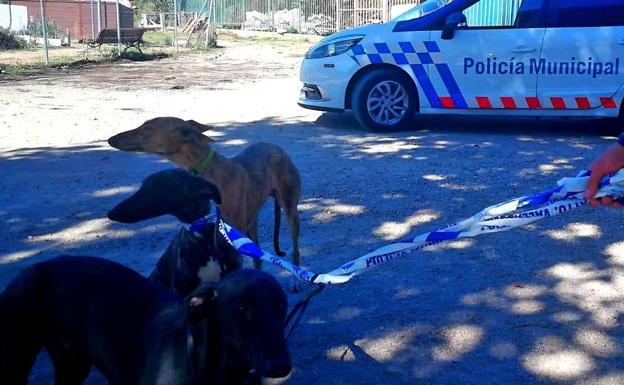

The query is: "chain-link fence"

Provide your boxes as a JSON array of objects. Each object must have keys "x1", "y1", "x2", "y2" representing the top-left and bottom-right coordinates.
[
  {"x1": 0, "y1": 0, "x2": 523, "y2": 69},
  {"x1": 179, "y1": 0, "x2": 422, "y2": 35}
]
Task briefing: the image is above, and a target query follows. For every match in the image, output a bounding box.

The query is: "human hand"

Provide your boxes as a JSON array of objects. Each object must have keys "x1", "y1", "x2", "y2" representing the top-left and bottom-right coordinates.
[{"x1": 584, "y1": 142, "x2": 624, "y2": 208}]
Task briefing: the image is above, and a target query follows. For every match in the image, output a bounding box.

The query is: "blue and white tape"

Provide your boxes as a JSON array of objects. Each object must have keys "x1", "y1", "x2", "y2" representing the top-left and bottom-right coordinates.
[{"x1": 191, "y1": 169, "x2": 624, "y2": 285}]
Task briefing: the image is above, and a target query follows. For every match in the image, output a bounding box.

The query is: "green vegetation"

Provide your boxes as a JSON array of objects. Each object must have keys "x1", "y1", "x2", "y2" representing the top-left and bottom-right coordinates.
[
  {"x1": 0, "y1": 48, "x2": 170, "y2": 76},
  {"x1": 131, "y1": 0, "x2": 173, "y2": 17},
  {"x1": 0, "y1": 28, "x2": 27, "y2": 50},
  {"x1": 0, "y1": 55, "x2": 85, "y2": 74},
  {"x1": 19, "y1": 19, "x2": 65, "y2": 39},
  {"x1": 121, "y1": 48, "x2": 170, "y2": 61},
  {"x1": 143, "y1": 31, "x2": 174, "y2": 46}
]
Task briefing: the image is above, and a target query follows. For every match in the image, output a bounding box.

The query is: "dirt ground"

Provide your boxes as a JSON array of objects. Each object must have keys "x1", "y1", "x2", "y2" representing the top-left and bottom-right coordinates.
[{"x1": 2, "y1": 37, "x2": 624, "y2": 385}]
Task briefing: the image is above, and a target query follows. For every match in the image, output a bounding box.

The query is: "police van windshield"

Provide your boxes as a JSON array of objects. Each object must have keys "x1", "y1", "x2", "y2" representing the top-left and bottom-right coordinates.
[{"x1": 393, "y1": 0, "x2": 454, "y2": 22}]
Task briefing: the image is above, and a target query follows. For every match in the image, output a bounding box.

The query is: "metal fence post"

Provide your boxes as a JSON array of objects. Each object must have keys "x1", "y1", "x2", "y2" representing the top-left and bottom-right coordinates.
[
  {"x1": 97, "y1": 0, "x2": 102, "y2": 32},
  {"x1": 38, "y1": 0, "x2": 49, "y2": 65},
  {"x1": 212, "y1": 0, "x2": 216, "y2": 25},
  {"x1": 173, "y1": 0, "x2": 179, "y2": 52},
  {"x1": 336, "y1": 0, "x2": 341, "y2": 32},
  {"x1": 116, "y1": 0, "x2": 121, "y2": 54},
  {"x1": 205, "y1": 0, "x2": 213, "y2": 48},
  {"x1": 382, "y1": 0, "x2": 388, "y2": 22},
  {"x1": 6, "y1": 0, "x2": 12, "y2": 30},
  {"x1": 90, "y1": 0, "x2": 96, "y2": 38}
]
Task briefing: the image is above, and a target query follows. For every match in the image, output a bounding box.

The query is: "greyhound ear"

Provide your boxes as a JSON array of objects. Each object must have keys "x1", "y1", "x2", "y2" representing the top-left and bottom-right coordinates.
[
  {"x1": 186, "y1": 285, "x2": 219, "y2": 323},
  {"x1": 180, "y1": 125, "x2": 214, "y2": 143},
  {"x1": 179, "y1": 125, "x2": 215, "y2": 144},
  {"x1": 201, "y1": 183, "x2": 222, "y2": 206},
  {"x1": 186, "y1": 119, "x2": 214, "y2": 133}
]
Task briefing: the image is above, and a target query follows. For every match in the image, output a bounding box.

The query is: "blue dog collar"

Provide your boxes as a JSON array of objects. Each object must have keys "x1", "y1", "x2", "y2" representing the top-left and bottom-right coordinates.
[{"x1": 189, "y1": 200, "x2": 221, "y2": 236}]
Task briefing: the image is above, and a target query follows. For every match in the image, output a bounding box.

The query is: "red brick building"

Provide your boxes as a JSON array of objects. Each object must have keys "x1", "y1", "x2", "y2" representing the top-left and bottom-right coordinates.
[{"x1": 11, "y1": 0, "x2": 135, "y2": 39}]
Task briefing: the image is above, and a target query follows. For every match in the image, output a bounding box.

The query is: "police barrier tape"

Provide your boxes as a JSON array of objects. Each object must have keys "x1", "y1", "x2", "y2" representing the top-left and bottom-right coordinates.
[{"x1": 190, "y1": 169, "x2": 624, "y2": 286}]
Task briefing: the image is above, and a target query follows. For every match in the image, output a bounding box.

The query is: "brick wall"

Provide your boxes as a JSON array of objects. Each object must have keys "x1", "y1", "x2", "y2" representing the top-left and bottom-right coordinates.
[{"x1": 12, "y1": 0, "x2": 134, "y2": 39}]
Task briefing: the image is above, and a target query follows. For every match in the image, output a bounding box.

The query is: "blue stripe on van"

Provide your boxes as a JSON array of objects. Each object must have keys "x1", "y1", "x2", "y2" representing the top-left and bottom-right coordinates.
[
  {"x1": 435, "y1": 63, "x2": 468, "y2": 109},
  {"x1": 410, "y1": 63, "x2": 442, "y2": 108}
]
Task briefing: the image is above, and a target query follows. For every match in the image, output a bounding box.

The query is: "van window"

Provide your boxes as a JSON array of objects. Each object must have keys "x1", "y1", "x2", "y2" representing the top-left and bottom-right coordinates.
[
  {"x1": 462, "y1": 0, "x2": 530, "y2": 28},
  {"x1": 554, "y1": 0, "x2": 624, "y2": 27},
  {"x1": 514, "y1": 0, "x2": 544, "y2": 28},
  {"x1": 393, "y1": 0, "x2": 454, "y2": 22}
]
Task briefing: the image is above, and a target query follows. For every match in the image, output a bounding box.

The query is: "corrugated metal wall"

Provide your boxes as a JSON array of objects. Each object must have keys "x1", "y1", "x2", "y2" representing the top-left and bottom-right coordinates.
[{"x1": 463, "y1": 0, "x2": 522, "y2": 27}]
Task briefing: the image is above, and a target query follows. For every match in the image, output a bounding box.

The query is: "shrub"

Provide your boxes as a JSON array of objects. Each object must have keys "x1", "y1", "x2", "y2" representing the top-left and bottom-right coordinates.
[
  {"x1": 0, "y1": 28, "x2": 27, "y2": 50},
  {"x1": 19, "y1": 19, "x2": 65, "y2": 39}
]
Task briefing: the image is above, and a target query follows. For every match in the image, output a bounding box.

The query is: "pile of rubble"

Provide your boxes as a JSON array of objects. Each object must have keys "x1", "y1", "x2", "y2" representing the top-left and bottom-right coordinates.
[{"x1": 242, "y1": 9, "x2": 334, "y2": 35}]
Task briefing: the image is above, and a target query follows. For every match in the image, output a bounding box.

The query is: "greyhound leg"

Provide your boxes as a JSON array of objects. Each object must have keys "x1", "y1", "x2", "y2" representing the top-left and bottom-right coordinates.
[
  {"x1": 275, "y1": 187, "x2": 301, "y2": 266},
  {"x1": 248, "y1": 220, "x2": 263, "y2": 270},
  {"x1": 0, "y1": 295, "x2": 42, "y2": 385},
  {"x1": 274, "y1": 186, "x2": 302, "y2": 293},
  {"x1": 285, "y1": 210, "x2": 301, "y2": 293},
  {"x1": 48, "y1": 345, "x2": 92, "y2": 385},
  {"x1": 273, "y1": 199, "x2": 286, "y2": 257},
  {"x1": 0, "y1": 337, "x2": 40, "y2": 385},
  {"x1": 272, "y1": 191, "x2": 300, "y2": 265},
  {"x1": 286, "y1": 210, "x2": 301, "y2": 267}
]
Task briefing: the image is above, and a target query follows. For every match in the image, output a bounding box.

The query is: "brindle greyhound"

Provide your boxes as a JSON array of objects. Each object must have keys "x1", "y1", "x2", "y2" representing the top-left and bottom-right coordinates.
[{"x1": 108, "y1": 117, "x2": 302, "y2": 291}]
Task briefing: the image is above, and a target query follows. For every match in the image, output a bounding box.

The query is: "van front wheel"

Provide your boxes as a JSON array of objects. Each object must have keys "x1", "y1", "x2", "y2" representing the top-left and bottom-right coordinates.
[{"x1": 351, "y1": 69, "x2": 417, "y2": 132}]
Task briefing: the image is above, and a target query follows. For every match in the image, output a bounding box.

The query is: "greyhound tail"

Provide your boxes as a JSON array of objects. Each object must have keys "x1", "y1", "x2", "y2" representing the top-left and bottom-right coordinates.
[{"x1": 273, "y1": 198, "x2": 286, "y2": 257}]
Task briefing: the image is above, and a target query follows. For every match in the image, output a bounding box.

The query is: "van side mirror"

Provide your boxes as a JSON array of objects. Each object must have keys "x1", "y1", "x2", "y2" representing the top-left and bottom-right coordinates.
[{"x1": 441, "y1": 12, "x2": 467, "y2": 40}]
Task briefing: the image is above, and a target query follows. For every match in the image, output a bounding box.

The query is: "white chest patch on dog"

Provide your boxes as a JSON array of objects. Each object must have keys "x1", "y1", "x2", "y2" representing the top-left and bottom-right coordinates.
[{"x1": 198, "y1": 258, "x2": 222, "y2": 282}]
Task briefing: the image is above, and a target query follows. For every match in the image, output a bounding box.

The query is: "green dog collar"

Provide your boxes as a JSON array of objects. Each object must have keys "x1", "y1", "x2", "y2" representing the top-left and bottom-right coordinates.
[{"x1": 192, "y1": 149, "x2": 215, "y2": 175}]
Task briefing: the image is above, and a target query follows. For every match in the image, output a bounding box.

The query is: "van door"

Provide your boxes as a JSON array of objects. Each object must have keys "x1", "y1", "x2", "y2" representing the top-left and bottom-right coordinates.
[
  {"x1": 537, "y1": 0, "x2": 624, "y2": 110},
  {"x1": 425, "y1": 0, "x2": 547, "y2": 110}
]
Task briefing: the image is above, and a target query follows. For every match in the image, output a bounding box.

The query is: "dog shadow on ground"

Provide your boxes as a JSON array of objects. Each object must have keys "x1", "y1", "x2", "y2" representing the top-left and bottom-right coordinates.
[{"x1": 2, "y1": 116, "x2": 624, "y2": 385}]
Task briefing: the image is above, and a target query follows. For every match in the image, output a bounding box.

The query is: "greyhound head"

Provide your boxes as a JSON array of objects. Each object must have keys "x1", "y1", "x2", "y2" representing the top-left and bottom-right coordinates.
[
  {"x1": 108, "y1": 117, "x2": 215, "y2": 156},
  {"x1": 107, "y1": 168, "x2": 222, "y2": 224},
  {"x1": 187, "y1": 269, "x2": 292, "y2": 379}
]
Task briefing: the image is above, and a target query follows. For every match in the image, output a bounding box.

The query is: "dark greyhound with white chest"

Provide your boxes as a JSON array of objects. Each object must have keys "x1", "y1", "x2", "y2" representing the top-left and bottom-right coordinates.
[
  {"x1": 107, "y1": 168, "x2": 242, "y2": 295},
  {"x1": 0, "y1": 256, "x2": 291, "y2": 385}
]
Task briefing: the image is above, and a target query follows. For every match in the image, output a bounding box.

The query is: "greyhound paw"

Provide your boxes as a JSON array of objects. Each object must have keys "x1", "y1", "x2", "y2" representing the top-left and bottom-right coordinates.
[{"x1": 289, "y1": 278, "x2": 301, "y2": 293}]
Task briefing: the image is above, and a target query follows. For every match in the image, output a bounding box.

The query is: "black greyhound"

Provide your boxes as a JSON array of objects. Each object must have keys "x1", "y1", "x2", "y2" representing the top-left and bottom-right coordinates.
[
  {"x1": 107, "y1": 168, "x2": 242, "y2": 295},
  {"x1": 0, "y1": 256, "x2": 291, "y2": 385}
]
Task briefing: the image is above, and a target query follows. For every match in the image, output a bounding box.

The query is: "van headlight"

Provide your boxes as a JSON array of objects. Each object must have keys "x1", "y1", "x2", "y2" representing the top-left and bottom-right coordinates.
[{"x1": 305, "y1": 36, "x2": 364, "y2": 59}]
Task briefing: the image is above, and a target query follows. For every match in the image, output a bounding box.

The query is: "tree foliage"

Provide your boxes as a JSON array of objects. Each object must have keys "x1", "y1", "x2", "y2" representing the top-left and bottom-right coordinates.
[{"x1": 131, "y1": 0, "x2": 173, "y2": 14}]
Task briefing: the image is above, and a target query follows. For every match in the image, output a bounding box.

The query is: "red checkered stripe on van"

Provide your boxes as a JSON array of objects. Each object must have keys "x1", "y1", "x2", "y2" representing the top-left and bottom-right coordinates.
[{"x1": 437, "y1": 96, "x2": 618, "y2": 109}]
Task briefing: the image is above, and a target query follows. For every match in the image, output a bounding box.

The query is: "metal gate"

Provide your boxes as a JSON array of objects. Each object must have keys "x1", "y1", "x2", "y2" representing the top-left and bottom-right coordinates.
[{"x1": 179, "y1": 0, "x2": 522, "y2": 35}]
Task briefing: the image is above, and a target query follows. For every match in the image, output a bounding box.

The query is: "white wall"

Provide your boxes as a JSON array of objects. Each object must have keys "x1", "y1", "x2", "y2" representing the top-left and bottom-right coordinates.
[{"x1": 0, "y1": 4, "x2": 28, "y2": 32}]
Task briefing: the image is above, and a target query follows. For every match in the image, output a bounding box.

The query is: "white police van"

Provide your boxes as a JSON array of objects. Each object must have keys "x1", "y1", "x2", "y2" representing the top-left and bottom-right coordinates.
[{"x1": 298, "y1": 0, "x2": 624, "y2": 131}]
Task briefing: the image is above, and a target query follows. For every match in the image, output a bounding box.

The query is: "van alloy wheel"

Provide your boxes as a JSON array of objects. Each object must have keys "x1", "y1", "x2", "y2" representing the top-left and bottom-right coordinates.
[
  {"x1": 366, "y1": 80, "x2": 409, "y2": 126},
  {"x1": 351, "y1": 68, "x2": 417, "y2": 131}
]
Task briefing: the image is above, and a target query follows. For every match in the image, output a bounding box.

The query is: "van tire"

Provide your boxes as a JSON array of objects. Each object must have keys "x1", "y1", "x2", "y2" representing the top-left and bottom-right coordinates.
[{"x1": 351, "y1": 68, "x2": 417, "y2": 132}]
